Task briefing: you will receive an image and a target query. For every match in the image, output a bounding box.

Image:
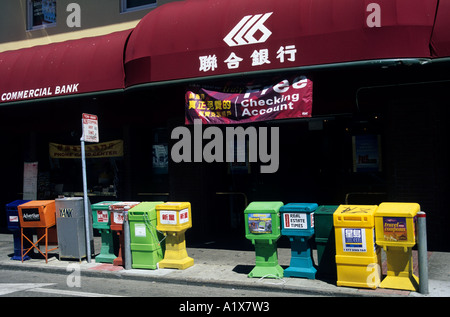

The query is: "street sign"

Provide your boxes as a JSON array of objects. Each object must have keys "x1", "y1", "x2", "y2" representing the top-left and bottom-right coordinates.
[
  {"x1": 80, "y1": 113, "x2": 99, "y2": 263},
  {"x1": 82, "y1": 113, "x2": 99, "y2": 143}
]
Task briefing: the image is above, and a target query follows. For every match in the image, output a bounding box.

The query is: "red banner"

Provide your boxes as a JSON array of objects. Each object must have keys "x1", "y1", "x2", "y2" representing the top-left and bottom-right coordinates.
[{"x1": 185, "y1": 76, "x2": 312, "y2": 124}]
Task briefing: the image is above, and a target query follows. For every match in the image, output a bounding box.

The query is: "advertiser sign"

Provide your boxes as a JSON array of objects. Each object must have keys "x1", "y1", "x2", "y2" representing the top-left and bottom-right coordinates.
[
  {"x1": 342, "y1": 228, "x2": 367, "y2": 252},
  {"x1": 283, "y1": 213, "x2": 314, "y2": 230},
  {"x1": 247, "y1": 213, "x2": 272, "y2": 234},
  {"x1": 185, "y1": 75, "x2": 312, "y2": 124},
  {"x1": 96, "y1": 211, "x2": 109, "y2": 223},
  {"x1": 383, "y1": 217, "x2": 408, "y2": 242},
  {"x1": 21, "y1": 208, "x2": 40, "y2": 222}
]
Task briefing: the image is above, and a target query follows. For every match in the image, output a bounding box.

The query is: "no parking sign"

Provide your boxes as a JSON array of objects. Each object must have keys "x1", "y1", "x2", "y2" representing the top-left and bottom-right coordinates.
[{"x1": 82, "y1": 113, "x2": 99, "y2": 143}]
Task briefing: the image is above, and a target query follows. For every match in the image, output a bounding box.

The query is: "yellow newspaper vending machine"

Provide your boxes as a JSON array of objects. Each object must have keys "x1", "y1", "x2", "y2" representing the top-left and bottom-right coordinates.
[
  {"x1": 156, "y1": 202, "x2": 194, "y2": 270},
  {"x1": 334, "y1": 205, "x2": 381, "y2": 289},
  {"x1": 375, "y1": 202, "x2": 420, "y2": 291}
]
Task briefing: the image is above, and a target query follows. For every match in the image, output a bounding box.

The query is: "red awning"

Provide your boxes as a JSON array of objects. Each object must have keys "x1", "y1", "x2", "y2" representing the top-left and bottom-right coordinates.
[
  {"x1": 124, "y1": 0, "x2": 438, "y2": 87},
  {"x1": 0, "y1": 29, "x2": 131, "y2": 104}
]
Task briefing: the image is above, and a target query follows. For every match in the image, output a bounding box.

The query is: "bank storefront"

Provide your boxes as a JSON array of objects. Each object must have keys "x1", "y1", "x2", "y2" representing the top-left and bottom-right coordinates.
[{"x1": 1, "y1": 0, "x2": 449, "y2": 250}]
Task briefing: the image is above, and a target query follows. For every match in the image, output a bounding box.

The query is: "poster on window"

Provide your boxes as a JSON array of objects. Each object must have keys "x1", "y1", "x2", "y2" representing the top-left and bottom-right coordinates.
[
  {"x1": 185, "y1": 75, "x2": 312, "y2": 124},
  {"x1": 32, "y1": 0, "x2": 56, "y2": 27},
  {"x1": 352, "y1": 134, "x2": 382, "y2": 172},
  {"x1": 152, "y1": 144, "x2": 168, "y2": 174},
  {"x1": 23, "y1": 162, "x2": 38, "y2": 200}
]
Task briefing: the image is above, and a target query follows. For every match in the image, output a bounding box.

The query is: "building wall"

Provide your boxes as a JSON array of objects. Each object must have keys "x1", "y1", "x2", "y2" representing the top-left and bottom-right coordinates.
[
  {"x1": 383, "y1": 83, "x2": 450, "y2": 251},
  {"x1": 0, "y1": 0, "x2": 181, "y2": 52}
]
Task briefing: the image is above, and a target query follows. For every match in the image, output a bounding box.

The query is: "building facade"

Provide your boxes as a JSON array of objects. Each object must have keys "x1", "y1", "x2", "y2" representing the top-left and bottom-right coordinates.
[
  {"x1": 1, "y1": 0, "x2": 449, "y2": 252},
  {"x1": 0, "y1": 0, "x2": 178, "y2": 52}
]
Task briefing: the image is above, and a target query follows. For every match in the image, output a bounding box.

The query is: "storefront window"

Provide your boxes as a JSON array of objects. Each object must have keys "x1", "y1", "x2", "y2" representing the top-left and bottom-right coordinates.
[
  {"x1": 27, "y1": 0, "x2": 56, "y2": 30},
  {"x1": 47, "y1": 140, "x2": 124, "y2": 199},
  {"x1": 121, "y1": 0, "x2": 156, "y2": 13}
]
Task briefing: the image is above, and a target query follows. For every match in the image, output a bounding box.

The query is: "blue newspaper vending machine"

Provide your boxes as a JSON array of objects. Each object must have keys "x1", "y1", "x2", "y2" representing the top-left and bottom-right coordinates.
[
  {"x1": 280, "y1": 203, "x2": 317, "y2": 279},
  {"x1": 5, "y1": 200, "x2": 31, "y2": 260}
]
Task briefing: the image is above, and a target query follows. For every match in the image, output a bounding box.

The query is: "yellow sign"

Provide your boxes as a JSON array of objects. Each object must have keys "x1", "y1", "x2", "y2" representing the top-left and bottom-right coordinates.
[{"x1": 49, "y1": 140, "x2": 123, "y2": 159}]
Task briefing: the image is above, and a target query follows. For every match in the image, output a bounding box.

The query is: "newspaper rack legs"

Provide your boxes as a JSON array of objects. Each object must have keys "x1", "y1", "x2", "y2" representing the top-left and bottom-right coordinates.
[{"x1": 21, "y1": 227, "x2": 58, "y2": 264}]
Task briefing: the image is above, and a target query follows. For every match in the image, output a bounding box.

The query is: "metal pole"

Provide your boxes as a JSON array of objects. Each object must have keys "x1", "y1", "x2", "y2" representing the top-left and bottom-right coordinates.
[
  {"x1": 123, "y1": 208, "x2": 132, "y2": 270},
  {"x1": 417, "y1": 211, "x2": 428, "y2": 295},
  {"x1": 80, "y1": 135, "x2": 92, "y2": 263}
]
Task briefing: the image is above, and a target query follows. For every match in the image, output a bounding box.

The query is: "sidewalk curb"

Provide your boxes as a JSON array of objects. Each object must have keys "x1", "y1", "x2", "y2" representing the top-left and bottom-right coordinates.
[
  {"x1": 0, "y1": 260, "x2": 407, "y2": 297},
  {"x1": 3, "y1": 235, "x2": 447, "y2": 297}
]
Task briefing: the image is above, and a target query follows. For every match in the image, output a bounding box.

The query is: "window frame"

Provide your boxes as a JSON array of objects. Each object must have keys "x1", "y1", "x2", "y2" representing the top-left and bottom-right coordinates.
[
  {"x1": 120, "y1": 0, "x2": 157, "y2": 13},
  {"x1": 26, "y1": 0, "x2": 57, "y2": 31}
]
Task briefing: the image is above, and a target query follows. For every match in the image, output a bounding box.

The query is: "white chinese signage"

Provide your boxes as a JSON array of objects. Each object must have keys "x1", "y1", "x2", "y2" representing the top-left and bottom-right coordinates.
[
  {"x1": 198, "y1": 12, "x2": 298, "y2": 74},
  {"x1": 159, "y1": 210, "x2": 178, "y2": 225},
  {"x1": 199, "y1": 45, "x2": 297, "y2": 73}
]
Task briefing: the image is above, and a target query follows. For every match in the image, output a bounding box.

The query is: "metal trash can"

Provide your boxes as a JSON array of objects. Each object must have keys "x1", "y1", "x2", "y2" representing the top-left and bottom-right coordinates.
[{"x1": 55, "y1": 197, "x2": 94, "y2": 261}]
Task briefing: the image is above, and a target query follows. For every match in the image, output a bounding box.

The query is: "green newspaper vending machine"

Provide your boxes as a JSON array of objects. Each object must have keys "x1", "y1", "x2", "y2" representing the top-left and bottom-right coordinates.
[{"x1": 244, "y1": 201, "x2": 284, "y2": 278}]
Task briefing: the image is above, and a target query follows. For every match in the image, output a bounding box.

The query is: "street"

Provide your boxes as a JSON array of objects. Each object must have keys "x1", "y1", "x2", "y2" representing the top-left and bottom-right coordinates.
[{"x1": 0, "y1": 268, "x2": 316, "y2": 298}]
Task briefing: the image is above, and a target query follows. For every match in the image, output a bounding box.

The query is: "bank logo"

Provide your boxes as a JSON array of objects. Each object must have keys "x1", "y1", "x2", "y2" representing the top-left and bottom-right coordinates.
[{"x1": 223, "y1": 12, "x2": 273, "y2": 47}]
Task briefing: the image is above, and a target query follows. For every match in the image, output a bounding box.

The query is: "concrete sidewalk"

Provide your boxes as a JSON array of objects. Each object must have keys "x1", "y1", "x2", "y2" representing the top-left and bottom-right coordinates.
[{"x1": 0, "y1": 233, "x2": 449, "y2": 297}]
